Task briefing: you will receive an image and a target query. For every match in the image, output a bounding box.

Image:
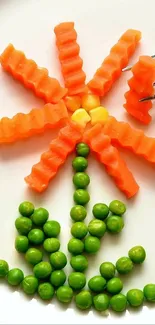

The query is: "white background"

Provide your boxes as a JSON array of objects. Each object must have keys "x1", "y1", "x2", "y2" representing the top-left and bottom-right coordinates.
[{"x1": 0, "y1": 0, "x2": 155, "y2": 323}]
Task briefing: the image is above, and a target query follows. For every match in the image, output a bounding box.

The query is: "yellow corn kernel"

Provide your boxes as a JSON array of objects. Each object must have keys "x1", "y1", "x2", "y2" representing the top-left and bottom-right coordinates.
[
  {"x1": 71, "y1": 109, "x2": 91, "y2": 127},
  {"x1": 81, "y1": 94, "x2": 100, "y2": 111},
  {"x1": 90, "y1": 106, "x2": 109, "y2": 125},
  {"x1": 64, "y1": 96, "x2": 81, "y2": 112}
]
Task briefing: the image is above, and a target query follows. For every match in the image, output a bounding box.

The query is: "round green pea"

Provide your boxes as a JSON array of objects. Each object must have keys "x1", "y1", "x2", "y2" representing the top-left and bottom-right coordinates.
[
  {"x1": 88, "y1": 275, "x2": 106, "y2": 293},
  {"x1": 106, "y1": 277, "x2": 123, "y2": 295},
  {"x1": 76, "y1": 143, "x2": 90, "y2": 157},
  {"x1": 73, "y1": 173, "x2": 90, "y2": 189},
  {"x1": 31, "y1": 208, "x2": 49, "y2": 226},
  {"x1": 93, "y1": 293, "x2": 110, "y2": 311},
  {"x1": 116, "y1": 257, "x2": 133, "y2": 274},
  {"x1": 73, "y1": 189, "x2": 90, "y2": 205},
  {"x1": 15, "y1": 217, "x2": 32, "y2": 235},
  {"x1": 106, "y1": 215, "x2": 124, "y2": 233},
  {"x1": 92, "y1": 203, "x2": 109, "y2": 220},
  {"x1": 71, "y1": 222, "x2": 88, "y2": 239},
  {"x1": 84, "y1": 236, "x2": 100, "y2": 254},
  {"x1": 100, "y1": 262, "x2": 116, "y2": 279},
  {"x1": 50, "y1": 252, "x2": 67, "y2": 269},
  {"x1": 70, "y1": 255, "x2": 88, "y2": 272},
  {"x1": 22, "y1": 275, "x2": 39, "y2": 295},
  {"x1": 28, "y1": 229, "x2": 45, "y2": 245},
  {"x1": 68, "y1": 272, "x2": 86, "y2": 290},
  {"x1": 143, "y1": 284, "x2": 155, "y2": 302},
  {"x1": 128, "y1": 246, "x2": 146, "y2": 264},
  {"x1": 50, "y1": 270, "x2": 66, "y2": 287},
  {"x1": 43, "y1": 220, "x2": 60, "y2": 238},
  {"x1": 75, "y1": 290, "x2": 93, "y2": 310},
  {"x1": 33, "y1": 262, "x2": 52, "y2": 279},
  {"x1": 0, "y1": 260, "x2": 9, "y2": 277},
  {"x1": 15, "y1": 236, "x2": 29, "y2": 253},
  {"x1": 68, "y1": 238, "x2": 84, "y2": 255},
  {"x1": 88, "y1": 219, "x2": 106, "y2": 238},
  {"x1": 38, "y1": 282, "x2": 54, "y2": 300},
  {"x1": 109, "y1": 200, "x2": 126, "y2": 216},
  {"x1": 110, "y1": 294, "x2": 127, "y2": 312},
  {"x1": 70, "y1": 205, "x2": 87, "y2": 221},
  {"x1": 19, "y1": 201, "x2": 34, "y2": 217},
  {"x1": 7, "y1": 268, "x2": 24, "y2": 286},
  {"x1": 43, "y1": 238, "x2": 60, "y2": 253},
  {"x1": 72, "y1": 157, "x2": 88, "y2": 172},
  {"x1": 56, "y1": 285, "x2": 73, "y2": 303},
  {"x1": 25, "y1": 248, "x2": 43, "y2": 265},
  {"x1": 127, "y1": 289, "x2": 144, "y2": 307}
]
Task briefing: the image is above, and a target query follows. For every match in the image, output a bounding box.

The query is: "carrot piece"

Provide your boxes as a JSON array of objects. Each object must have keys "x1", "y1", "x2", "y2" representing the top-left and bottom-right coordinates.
[
  {"x1": 83, "y1": 124, "x2": 139, "y2": 198},
  {"x1": 124, "y1": 56, "x2": 155, "y2": 124},
  {"x1": 88, "y1": 29, "x2": 141, "y2": 96},
  {"x1": 25, "y1": 121, "x2": 84, "y2": 193},
  {"x1": 0, "y1": 44, "x2": 67, "y2": 103},
  {"x1": 0, "y1": 100, "x2": 68, "y2": 144},
  {"x1": 54, "y1": 22, "x2": 87, "y2": 96}
]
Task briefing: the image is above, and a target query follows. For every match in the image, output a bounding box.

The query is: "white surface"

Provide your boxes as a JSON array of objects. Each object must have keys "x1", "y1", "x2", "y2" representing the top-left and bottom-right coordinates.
[{"x1": 0, "y1": 0, "x2": 155, "y2": 323}]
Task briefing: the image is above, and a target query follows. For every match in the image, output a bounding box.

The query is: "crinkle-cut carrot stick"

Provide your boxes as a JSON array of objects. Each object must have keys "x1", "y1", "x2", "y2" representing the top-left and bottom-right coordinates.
[
  {"x1": 124, "y1": 56, "x2": 155, "y2": 124},
  {"x1": 54, "y1": 22, "x2": 87, "y2": 96},
  {"x1": 0, "y1": 101, "x2": 68, "y2": 144},
  {"x1": 103, "y1": 116, "x2": 155, "y2": 164},
  {"x1": 25, "y1": 121, "x2": 84, "y2": 193},
  {"x1": 83, "y1": 124, "x2": 139, "y2": 198},
  {"x1": 88, "y1": 29, "x2": 141, "y2": 96},
  {"x1": 0, "y1": 44, "x2": 67, "y2": 103}
]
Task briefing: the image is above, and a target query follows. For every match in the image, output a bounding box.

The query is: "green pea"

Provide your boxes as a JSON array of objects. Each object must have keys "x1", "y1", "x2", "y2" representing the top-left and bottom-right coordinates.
[
  {"x1": 43, "y1": 238, "x2": 60, "y2": 253},
  {"x1": 93, "y1": 293, "x2": 110, "y2": 311},
  {"x1": 28, "y1": 229, "x2": 45, "y2": 245},
  {"x1": 92, "y1": 203, "x2": 109, "y2": 220},
  {"x1": 73, "y1": 189, "x2": 90, "y2": 205},
  {"x1": 50, "y1": 252, "x2": 67, "y2": 270},
  {"x1": 143, "y1": 284, "x2": 155, "y2": 302},
  {"x1": 76, "y1": 143, "x2": 90, "y2": 157},
  {"x1": 43, "y1": 220, "x2": 60, "y2": 238},
  {"x1": 68, "y1": 272, "x2": 86, "y2": 290},
  {"x1": 71, "y1": 222, "x2": 88, "y2": 239},
  {"x1": 70, "y1": 255, "x2": 88, "y2": 272},
  {"x1": 7, "y1": 268, "x2": 24, "y2": 286},
  {"x1": 128, "y1": 246, "x2": 146, "y2": 264},
  {"x1": 19, "y1": 201, "x2": 34, "y2": 217},
  {"x1": 106, "y1": 215, "x2": 124, "y2": 233},
  {"x1": 100, "y1": 262, "x2": 116, "y2": 279},
  {"x1": 31, "y1": 208, "x2": 49, "y2": 226},
  {"x1": 0, "y1": 260, "x2": 9, "y2": 277},
  {"x1": 68, "y1": 238, "x2": 84, "y2": 255},
  {"x1": 33, "y1": 262, "x2": 52, "y2": 279},
  {"x1": 88, "y1": 219, "x2": 106, "y2": 238},
  {"x1": 50, "y1": 270, "x2": 66, "y2": 287},
  {"x1": 15, "y1": 235, "x2": 29, "y2": 253},
  {"x1": 38, "y1": 282, "x2": 54, "y2": 300},
  {"x1": 75, "y1": 290, "x2": 93, "y2": 310},
  {"x1": 73, "y1": 173, "x2": 90, "y2": 189},
  {"x1": 15, "y1": 217, "x2": 32, "y2": 235},
  {"x1": 109, "y1": 200, "x2": 126, "y2": 216},
  {"x1": 116, "y1": 257, "x2": 133, "y2": 274},
  {"x1": 72, "y1": 157, "x2": 88, "y2": 172},
  {"x1": 88, "y1": 275, "x2": 106, "y2": 293},
  {"x1": 22, "y1": 275, "x2": 39, "y2": 295},
  {"x1": 110, "y1": 294, "x2": 127, "y2": 312},
  {"x1": 70, "y1": 205, "x2": 87, "y2": 221},
  {"x1": 25, "y1": 248, "x2": 43, "y2": 265},
  {"x1": 56, "y1": 285, "x2": 73, "y2": 303},
  {"x1": 84, "y1": 236, "x2": 100, "y2": 254},
  {"x1": 106, "y1": 277, "x2": 123, "y2": 295},
  {"x1": 127, "y1": 289, "x2": 144, "y2": 307}
]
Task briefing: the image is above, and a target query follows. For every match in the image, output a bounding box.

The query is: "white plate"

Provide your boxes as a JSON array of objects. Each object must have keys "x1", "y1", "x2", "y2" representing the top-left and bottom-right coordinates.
[{"x1": 0, "y1": 0, "x2": 155, "y2": 323}]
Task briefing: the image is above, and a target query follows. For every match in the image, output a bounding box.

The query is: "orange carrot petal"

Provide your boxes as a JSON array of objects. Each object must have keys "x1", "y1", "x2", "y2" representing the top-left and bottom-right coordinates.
[{"x1": 0, "y1": 44, "x2": 67, "y2": 103}]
